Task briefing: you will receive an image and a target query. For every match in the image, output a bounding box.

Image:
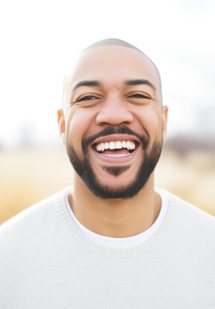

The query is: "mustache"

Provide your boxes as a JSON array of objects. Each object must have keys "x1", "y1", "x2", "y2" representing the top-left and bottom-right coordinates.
[{"x1": 82, "y1": 126, "x2": 149, "y2": 152}]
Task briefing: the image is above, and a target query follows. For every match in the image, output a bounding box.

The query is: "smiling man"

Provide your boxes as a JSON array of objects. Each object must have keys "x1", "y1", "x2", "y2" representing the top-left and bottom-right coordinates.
[{"x1": 0, "y1": 39, "x2": 215, "y2": 308}]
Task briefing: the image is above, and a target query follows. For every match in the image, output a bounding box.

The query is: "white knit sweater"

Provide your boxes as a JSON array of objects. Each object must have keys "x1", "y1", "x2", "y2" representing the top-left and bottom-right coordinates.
[{"x1": 0, "y1": 188, "x2": 215, "y2": 308}]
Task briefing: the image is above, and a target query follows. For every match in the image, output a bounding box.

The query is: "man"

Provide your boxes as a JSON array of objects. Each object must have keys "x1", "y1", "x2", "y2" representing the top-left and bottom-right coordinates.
[{"x1": 0, "y1": 39, "x2": 215, "y2": 308}]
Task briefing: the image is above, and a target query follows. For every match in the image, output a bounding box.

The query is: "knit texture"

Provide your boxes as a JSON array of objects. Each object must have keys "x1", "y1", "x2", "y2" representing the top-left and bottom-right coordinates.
[{"x1": 0, "y1": 188, "x2": 215, "y2": 308}]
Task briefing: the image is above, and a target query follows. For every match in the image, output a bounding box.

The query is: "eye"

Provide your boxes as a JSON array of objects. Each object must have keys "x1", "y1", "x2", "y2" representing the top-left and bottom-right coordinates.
[
  {"x1": 71, "y1": 93, "x2": 102, "y2": 108},
  {"x1": 127, "y1": 93, "x2": 151, "y2": 99},
  {"x1": 77, "y1": 95, "x2": 100, "y2": 102}
]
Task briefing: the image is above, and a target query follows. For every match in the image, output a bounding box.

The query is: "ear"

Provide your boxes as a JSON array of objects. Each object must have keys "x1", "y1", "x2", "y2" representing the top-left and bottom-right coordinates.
[
  {"x1": 161, "y1": 105, "x2": 168, "y2": 139},
  {"x1": 57, "y1": 109, "x2": 65, "y2": 144}
]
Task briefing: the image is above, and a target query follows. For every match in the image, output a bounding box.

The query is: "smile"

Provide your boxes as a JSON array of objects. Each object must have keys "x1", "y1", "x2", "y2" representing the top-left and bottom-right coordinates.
[
  {"x1": 95, "y1": 140, "x2": 136, "y2": 152},
  {"x1": 90, "y1": 134, "x2": 140, "y2": 162}
]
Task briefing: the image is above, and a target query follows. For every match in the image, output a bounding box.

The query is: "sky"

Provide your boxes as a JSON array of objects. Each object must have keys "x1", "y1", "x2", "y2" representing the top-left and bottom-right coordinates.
[{"x1": 0, "y1": 0, "x2": 214, "y2": 147}]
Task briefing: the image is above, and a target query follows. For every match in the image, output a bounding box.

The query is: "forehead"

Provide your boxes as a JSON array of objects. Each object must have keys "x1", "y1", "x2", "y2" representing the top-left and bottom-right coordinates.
[{"x1": 69, "y1": 45, "x2": 160, "y2": 88}]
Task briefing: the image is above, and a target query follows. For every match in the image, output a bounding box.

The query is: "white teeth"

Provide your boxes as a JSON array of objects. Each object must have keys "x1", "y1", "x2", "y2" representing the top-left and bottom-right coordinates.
[
  {"x1": 96, "y1": 141, "x2": 136, "y2": 152},
  {"x1": 109, "y1": 142, "x2": 115, "y2": 150},
  {"x1": 116, "y1": 141, "x2": 122, "y2": 149},
  {"x1": 122, "y1": 141, "x2": 127, "y2": 148},
  {"x1": 127, "y1": 141, "x2": 135, "y2": 150}
]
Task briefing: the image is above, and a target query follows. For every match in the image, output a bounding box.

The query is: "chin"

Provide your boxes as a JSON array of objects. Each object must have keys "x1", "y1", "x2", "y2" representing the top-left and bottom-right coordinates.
[{"x1": 85, "y1": 175, "x2": 147, "y2": 200}]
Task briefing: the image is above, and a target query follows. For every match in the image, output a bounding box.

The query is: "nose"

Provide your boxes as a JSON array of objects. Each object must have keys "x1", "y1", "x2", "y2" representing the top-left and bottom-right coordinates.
[{"x1": 96, "y1": 95, "x2": 134, "y2": 126}]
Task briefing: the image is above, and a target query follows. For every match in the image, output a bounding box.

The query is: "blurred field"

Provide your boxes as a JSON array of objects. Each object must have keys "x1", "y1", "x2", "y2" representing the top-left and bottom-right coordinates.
[{"x1": 0, "y1": 146, "x2": 214, "y2": 223}]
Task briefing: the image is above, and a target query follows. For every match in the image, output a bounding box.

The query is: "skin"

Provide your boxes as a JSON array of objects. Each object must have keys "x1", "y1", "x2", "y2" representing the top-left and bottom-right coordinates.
[{"x1": 58, "y1": 44, "x2": 168, "y2": 237}]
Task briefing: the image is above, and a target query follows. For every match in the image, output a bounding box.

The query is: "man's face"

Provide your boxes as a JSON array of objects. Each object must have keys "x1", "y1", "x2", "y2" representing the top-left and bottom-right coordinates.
[{"x1": 59, "y1": 45, "x2": 168, "y2": 199}]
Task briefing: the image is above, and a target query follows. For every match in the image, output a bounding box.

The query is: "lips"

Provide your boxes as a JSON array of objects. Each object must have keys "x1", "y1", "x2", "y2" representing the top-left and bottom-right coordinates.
[
  {"x1": 82, "y1": 126, "x2": 148, "y2": 166},
  {"x1": 90, "y1": 134, "x2": 140, "y2": 162}
]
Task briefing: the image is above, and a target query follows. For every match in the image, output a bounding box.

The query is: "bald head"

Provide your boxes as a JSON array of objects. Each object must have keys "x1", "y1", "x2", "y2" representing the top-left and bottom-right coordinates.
[
  {"x1": 84, "y1": 38, "x2": 160, "y2": 79},
  {"x1": 84, "y1": 38, "x2": 143, "y2": 53},
  {"x1": 63, "y1": 38, "x2": 162, "y2": 108}
]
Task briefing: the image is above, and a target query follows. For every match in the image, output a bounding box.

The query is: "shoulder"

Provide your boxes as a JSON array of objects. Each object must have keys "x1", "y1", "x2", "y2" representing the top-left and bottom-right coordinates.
[
  {"x1": 0, "y1": 187, "x2": 70, "y2": 239},
  {"x1": 167, "y1": 189, "x2": 215, "y2": 224},
  {"x1": 156, "y1": 188, "x2": 215, "y2": 275},
  {"x1": 160, "y1": 188, "x2": 215, "y2": 243}
]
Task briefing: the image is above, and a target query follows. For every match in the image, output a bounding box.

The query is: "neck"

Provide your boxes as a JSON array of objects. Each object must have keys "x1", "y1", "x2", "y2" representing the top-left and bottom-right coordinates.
[{"x1": 69, "y1": 174, "x2": 161, "y2": 237}]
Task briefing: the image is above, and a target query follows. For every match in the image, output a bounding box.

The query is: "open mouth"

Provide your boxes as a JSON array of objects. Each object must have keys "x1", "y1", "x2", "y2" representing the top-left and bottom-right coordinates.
[{"x1": 92, "y1": 138, "x2": 139, "y2": 158}]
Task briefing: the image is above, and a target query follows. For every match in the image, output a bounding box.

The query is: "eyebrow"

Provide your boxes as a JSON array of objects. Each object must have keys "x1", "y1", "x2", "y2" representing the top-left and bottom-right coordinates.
[
  {"x1": 73, "y1": 80, "x2": 101, "y2": 91},
  {"x1": 125, "y1": 79, "x2": 156, "y2": 91},
  {"x1": 72, "y1": 78, "x2": 156, "y2": 92}
]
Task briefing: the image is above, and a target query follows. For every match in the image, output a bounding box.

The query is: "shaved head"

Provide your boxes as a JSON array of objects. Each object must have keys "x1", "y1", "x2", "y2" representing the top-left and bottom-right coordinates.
[
  {"x1": 63, "y1": 38, "x2": 163, "y2": 108},
  {"x1": 83, "y1": 38, "x2": 143, "y2": 53},
  {"x1": 83, "y1": 38, "x2": 161, "y2": 84}
]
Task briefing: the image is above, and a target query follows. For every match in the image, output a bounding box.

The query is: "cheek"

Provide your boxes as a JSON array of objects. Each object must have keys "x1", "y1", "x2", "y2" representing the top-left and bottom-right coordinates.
[
  {"x1": 136, "y1": 108, "x2": 163, "y2": 136},
  {"x1": 65, "y1": 108, "x2": 96, "y2": 152}
]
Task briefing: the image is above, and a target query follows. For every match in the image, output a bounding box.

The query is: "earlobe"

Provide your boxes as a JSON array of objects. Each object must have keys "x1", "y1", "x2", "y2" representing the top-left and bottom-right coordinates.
[
  {"x1": 57, "y1": 109, "x2": 66, "y2": 143},
  {"x1": 162, "y1": 105, "x2": 168, "y2": 139}
]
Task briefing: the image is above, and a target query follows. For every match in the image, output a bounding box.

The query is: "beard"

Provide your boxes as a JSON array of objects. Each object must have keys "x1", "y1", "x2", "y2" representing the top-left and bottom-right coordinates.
[{"x1": 66, "y1": 126, "x2": 163, "y2": 199}]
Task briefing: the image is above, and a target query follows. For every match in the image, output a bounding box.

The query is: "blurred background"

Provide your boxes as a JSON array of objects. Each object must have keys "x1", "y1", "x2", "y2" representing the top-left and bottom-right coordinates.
[{"x1": 0, "y1": 0, "x2": 214, "y2": 223}]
